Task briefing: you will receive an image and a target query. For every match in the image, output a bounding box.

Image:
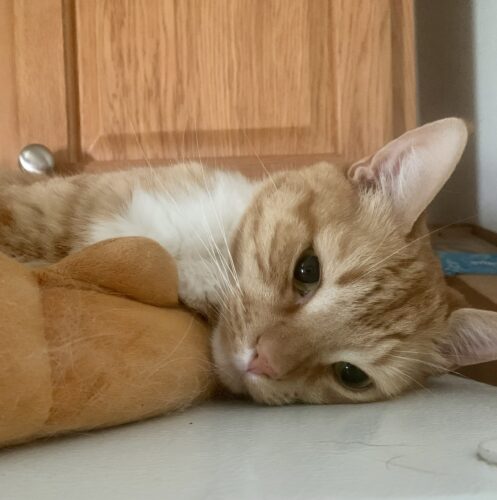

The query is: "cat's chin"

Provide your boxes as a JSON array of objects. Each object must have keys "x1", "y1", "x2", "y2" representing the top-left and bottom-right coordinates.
[
  {"x1": 219, "y1": 367, "x2": 247, "y2": 395},
  {"x1": 211, "y1": 325, "x2": 250, "y2": 395}
]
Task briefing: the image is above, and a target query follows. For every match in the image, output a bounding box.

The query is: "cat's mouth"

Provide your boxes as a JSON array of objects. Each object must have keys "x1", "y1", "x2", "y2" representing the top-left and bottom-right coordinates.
[
  {"x1": 232, "y1": 347, "x2": 256, "y2": 372},
  {"x1": 211, "y1": 328, "x2": 263, "y2": 395}
]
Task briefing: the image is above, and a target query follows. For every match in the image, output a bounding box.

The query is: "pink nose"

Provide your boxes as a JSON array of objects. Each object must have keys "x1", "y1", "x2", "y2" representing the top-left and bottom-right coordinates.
[{"x1": 247, "y1": 350, "x2": 277, "y2": 378}]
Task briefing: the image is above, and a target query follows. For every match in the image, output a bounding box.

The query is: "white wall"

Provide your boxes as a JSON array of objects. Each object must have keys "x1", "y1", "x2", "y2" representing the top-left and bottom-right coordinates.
[
  {"x1": 474, "y1": 1, "x2": 497, "y2": 232},
  {"x1": 417, "y1": 0, "x2": 497, "y2": 232}
]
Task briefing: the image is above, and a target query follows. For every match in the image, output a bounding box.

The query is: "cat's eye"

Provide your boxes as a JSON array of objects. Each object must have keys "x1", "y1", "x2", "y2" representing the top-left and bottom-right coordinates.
[
  {"x1": 293, "y1": 250, "x2": 320, "y2": 296},
  {"x1": 333, "y1": 362, "x2": 372, "y2": 390}
]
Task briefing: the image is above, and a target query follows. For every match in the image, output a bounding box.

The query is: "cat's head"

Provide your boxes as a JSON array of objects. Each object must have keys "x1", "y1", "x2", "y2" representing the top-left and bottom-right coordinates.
[{"x1": 212, "y1": 118, "x2": 497, "y2": 404}]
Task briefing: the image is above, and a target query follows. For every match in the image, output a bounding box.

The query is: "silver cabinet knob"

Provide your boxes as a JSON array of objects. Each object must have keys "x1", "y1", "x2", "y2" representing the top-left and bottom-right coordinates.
[{"x1": 18, "y1": 144, "x2": 55, "y2": 175}]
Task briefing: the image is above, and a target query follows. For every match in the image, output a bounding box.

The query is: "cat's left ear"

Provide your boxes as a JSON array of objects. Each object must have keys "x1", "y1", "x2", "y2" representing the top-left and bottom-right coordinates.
[
  {"x1": 444, "y1": 308, "x2": 497, "y2": 368},
  {"x1": 348, "y1": 118, "x2": 468, "y2": 232}
]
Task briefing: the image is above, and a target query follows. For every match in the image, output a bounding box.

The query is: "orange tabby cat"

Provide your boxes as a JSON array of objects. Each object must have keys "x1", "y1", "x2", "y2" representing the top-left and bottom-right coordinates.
[{"x1": 1, "y1": 117, "x2": 497, "y2": 404}]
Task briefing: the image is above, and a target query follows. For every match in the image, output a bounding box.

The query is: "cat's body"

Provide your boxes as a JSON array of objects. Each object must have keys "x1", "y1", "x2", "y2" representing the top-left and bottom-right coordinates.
[
  {"x1": 0, "y1": 164, "x2": 259, "y2": 315},
  {"x1": 2, "y1": 118, "x2": 497, "y2": 405}
]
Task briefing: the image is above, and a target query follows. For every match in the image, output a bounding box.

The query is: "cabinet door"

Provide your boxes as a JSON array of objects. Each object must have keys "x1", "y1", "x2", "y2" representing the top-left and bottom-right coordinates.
[
  {"x1": 0, "y1": 0, "x2": 415, "y2": 174},
  {"x1": 0, "y1": 0, "x2": 70, "y2": 167}
]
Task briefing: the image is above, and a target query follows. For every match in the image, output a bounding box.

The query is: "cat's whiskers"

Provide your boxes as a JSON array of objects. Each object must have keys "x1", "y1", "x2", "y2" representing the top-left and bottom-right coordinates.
[
  {"x1": 395, "y1": 348, "x2": 458, "y2": 360},
  {"x1": 387, "y1": 366, "x2": 420, "y2": 392},
  {"x1": 193, "y1": 117, "x2": 236, "y2": 296},
  {"x1": 385, "y1": 347, "x2": 470, "y2": 394},
  {"x1": 202, "y1": 229, "x2": 239, "y2": 305},
  {"x1": 127, "y1": 117, "x2": 236, "y2": 310},
  {"x1": 393, "y1": 349, "x2": 476, "y2": 381},
  {"x1": 387, "y1": 365, "x2": 434, "y2": 395},
  {"x1": 191, "y1": 118, "x2": 244, "y2": 309},
  {"x1": 242, "y1": 129, "x2": 278, "y2": 192},
  {"x1": 368, "y1": 225, "x2": 396, "y2": 266},
  {"x1": 176, "y1": 122, "x2": 237, "y2": 305},
  {"x1": 197, "y1": 162, "x2": 245, "y2": 308},
  {"x1": 348, "y1": 215, "x2": 477, "y2": 287},
  {"x1": 387, "y1": 353, "x2": 447, "y2": 374},
  {"x1": 192, "y1": 185, "x2": 240, "y2": 302}
]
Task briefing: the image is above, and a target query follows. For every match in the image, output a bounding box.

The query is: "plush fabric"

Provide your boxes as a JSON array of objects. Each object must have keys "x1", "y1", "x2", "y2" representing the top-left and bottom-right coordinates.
[{"x1": 0, "y1": 237, "x2": 216, "y2": 447}]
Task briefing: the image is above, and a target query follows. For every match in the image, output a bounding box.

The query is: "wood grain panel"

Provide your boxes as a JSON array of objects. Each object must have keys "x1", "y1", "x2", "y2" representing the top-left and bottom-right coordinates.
[
  {"x1": 76, "y1": 0, "x2": 342, "y2": 162},
  {"x1": 177, "y1": 0, "x2": 311, "y2": 130},
  {"x1": 390, "y1": 0, "x2": 417, "y2": 134},
  {"x1": 76, "y1": 0, "x2": 415, "y2": 167},
  {"x1": 0, "y1": 0, "x2": 416, "y2": 173},
  {"x1": 0, "y1": 0, "x2": 69, "y2": 169},
  {"x1": 0, "y1": 0, "x2": 19, "y2": 168},
  {"x1": 334, "y1": 0, "x2": 394, "y2": 160}
]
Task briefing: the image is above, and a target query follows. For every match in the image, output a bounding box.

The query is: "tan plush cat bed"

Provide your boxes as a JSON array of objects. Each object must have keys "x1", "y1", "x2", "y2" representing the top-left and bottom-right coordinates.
[{"x1": 0, "y1": 237, "x2": 216, "y2": 448}]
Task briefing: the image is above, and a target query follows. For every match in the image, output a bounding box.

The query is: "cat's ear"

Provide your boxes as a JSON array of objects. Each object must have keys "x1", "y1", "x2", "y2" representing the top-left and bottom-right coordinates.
[
  {"x1": 348, "y1": 118, "x2": 468, "y2": 231},
  {"x1": 444, "y1": 308, "x2": 497, "y2": 368}
]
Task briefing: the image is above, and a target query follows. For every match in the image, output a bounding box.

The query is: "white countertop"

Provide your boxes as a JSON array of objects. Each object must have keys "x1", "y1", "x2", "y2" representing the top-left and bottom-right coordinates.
[{"x1": 1, "y1": 375, "x2": 497, "y2": 499}]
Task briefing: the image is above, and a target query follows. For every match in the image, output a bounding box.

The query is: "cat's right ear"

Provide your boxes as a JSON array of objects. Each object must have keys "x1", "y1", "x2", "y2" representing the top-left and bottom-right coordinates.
[
  {"x1": 443, "y1": 308, "x2": 497, "y2": 369},
  {"x1": 348, "y1": 118, "x2": 468, "y2": 232}
]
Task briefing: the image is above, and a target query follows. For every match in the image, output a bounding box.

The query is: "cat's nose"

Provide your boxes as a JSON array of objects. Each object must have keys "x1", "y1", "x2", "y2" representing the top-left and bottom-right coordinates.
[{"x1": 247, "y1": 349, "x2": 278, "y2": 379}]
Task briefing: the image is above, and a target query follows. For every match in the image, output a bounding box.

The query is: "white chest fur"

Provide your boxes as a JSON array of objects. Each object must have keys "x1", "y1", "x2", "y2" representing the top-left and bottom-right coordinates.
[{"x1": 86, "y1": 170, "x2": 259, "y2": 313}]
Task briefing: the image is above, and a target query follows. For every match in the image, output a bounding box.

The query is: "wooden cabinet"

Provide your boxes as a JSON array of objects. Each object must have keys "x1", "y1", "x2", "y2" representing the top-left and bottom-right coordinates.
[{"x1": 0, "y1": 0, "x2": 415, "y2": 174}]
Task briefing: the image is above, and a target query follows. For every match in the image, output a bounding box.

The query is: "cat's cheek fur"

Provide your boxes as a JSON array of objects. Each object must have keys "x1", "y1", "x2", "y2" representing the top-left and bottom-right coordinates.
[{"x1": 211, "y1": 325, "x2": 247, "y2": 395}]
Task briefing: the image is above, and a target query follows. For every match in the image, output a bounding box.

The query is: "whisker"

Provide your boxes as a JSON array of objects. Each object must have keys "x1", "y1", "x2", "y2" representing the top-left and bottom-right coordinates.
[
  {"x1": 388, "y1": 365, "x2": 434, "y2": 395},
  {"x1": 126, "y1": 115, "x2": 235, "y2": 311},
  {"x1": 349, "y1": 215, "x2": 477, "y2": 286},
  {"x1": 191, "y1": 117, "x2": 243, "y2": 304},
  {"x1": 393, "y1": 350, "x2": 476, "y2": 381},
  {"x1": 197, "y1": 163, "x2": 245, "y2": 300},
  {"x1": 388, "y1": 353, "x2": 448, "y2": 373},
  {"x1": 189, "y1": 117, "x2": 237, "y2": 292},
  {"x1": 242, "y1": 129, "x2": 278, "y2": 191}
]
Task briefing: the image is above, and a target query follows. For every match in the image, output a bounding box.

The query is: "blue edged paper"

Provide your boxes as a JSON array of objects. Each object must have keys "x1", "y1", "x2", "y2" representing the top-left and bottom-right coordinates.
[{"x1": 437, "y1": 251, "x2": 497, "y2": 277}]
